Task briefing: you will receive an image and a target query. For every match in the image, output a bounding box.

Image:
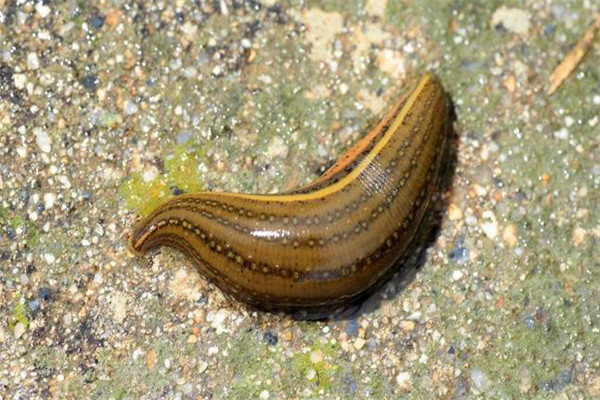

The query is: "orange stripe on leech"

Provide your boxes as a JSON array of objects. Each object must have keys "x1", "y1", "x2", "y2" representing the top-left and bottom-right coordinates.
[
  {"x1": 308, "y1": 82, "x2": 415, "y2": 186},
  {"x1": 314, "y1": 122, "x2": 388, "y2": 182}
]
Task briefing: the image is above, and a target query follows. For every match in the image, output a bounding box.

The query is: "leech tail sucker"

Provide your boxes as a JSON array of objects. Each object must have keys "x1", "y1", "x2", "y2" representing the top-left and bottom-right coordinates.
[{"x1": 128, "y1": 74, "x2": 453, "y2": 318}]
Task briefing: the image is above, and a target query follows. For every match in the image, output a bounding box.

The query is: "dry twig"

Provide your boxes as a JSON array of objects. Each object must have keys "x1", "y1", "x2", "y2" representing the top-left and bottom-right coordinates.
[{"x1": 548, "y1": 13, "x2": 600, "y2": 94}]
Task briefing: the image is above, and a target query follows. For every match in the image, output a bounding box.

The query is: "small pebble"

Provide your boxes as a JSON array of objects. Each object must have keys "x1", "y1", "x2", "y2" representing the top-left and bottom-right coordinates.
[
  {"x1": 503, "y1": 224, "x2": 518, "y2": 247},
  {"x1": 267, "y1": 137, "x2": 289, "y2": 159},
  {"x1": 396, "y1": 371, "x2": 412, "y2": 390},
  {"x1": 29, "y1": 299, "x2": 40, "y2": 312},
  {"x1": 124, "y1": 101, "x2": 138, "y2": 115},
  {"x1": 564, "y1": 116, "x2": 574, "y2": 127},
  {"x1": 34, "y1": 128, "x2": 51, "y2": 153},
  {"x1": 27, "y1": 52, "x2": 40, "y2": 70},
  {"x1": 465, "y1": 215, "x2": 478, "y2": 226},
  {"x1": 491, "y1": 6, "x2": 531, "y2": 34},
  {"x1": 38, "y1": 287, "x2": 51, "y2": 301},
  {"x1": 82, "y1": 74, "x2": 98, "y2": 90},
  {"x1": 13, "y1": 323, "x2": 26, "y2": 339},
  {"x1": 211, "y1": 65, "x2": 222, "y2": 76},
  {"x1": 399, "y1": 320, "x2": 415, "y2": 331},
  {"x1": 35, "y1": 4, "x2": 51, "y2": 18},
  {"x1": 572, "y1": 227, "x2": 586, "y2": 246},
  {"x1": 13, "y1": 73, "x2": 26, "y2": 89},
  {"x1": 353, "y1": 338, "x2": 366, "y2": 350},
  {"x1": 448, "y1": 204, "x2": 463, "y2": 220},
  {"x1": 554, "y1": 128, "x2": 569, "y2": 140},
  {"x1": 43, "y1": 193, "x2": 56, "y2": 209},
  {"x1": 264, "y1": 331, "x2": 278, "y2": 346},
  {"x1": 89, "y1": 15, "x2": 105, "y2": 29},
  {"x1": 310, "y1": 350, "x2": 323, "y2": 364},
  {"x1": 452, "y1": 270, "x2": 464, "y2": 281}
]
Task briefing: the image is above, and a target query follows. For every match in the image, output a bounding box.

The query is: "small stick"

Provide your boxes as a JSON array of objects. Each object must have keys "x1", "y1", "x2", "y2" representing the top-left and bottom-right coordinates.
[{"x1": 548, "y1": 13, "x2": 600, "y2": 94}]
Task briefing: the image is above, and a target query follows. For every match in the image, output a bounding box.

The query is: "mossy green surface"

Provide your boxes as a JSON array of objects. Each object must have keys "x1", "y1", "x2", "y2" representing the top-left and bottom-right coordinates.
[
  {"x1": 120, "y1": 142, "x2": 209, "y2": 216},
  {"x1": 10, "y1": 295, "x2": 30, "y2": 330},
  {"x1": 211, "y1": 325, "x2": 397, "y2": 399}
]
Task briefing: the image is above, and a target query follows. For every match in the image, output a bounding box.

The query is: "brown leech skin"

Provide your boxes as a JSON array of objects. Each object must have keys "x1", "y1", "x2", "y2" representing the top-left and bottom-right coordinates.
[{"x1": 129, "y1": 74, "x2": 452, "y2": 318}]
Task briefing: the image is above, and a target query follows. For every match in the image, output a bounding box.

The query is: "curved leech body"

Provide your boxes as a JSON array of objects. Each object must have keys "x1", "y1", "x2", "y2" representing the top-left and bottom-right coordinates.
[{"x1": 129, "y1": 74, "x2": 451, "y2": 317}]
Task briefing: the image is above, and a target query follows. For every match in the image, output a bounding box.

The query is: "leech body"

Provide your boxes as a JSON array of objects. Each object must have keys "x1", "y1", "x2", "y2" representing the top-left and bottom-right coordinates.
[{"x1": 129, "y1": 74, "x2": 451, "y2": 317}]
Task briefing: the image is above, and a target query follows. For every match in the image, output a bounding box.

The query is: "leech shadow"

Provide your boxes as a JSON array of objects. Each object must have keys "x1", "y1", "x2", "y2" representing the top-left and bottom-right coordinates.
[{"x1": 283, "y1": 98, "x2": 459, "y2": 321}]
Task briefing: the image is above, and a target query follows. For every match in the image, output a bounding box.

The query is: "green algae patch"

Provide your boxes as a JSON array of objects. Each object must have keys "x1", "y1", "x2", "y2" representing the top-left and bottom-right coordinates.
[
  {"x1": 10, "y1": 295, "x2": 30, "y2": 330},
  {"x1": 120, "y1": 172, "x2": 169, "y2": 217},
  {"x1": 218, "y1": 331, "x2": 283, "y2": 399},
  {"x1": 120, "y1": 142, "x2": 209, "y2": 216},
  {"x1": 292, "y1": 340, "x2": 341, "y2": 393},
  {"x1": 2, "y1": 213, "x2": 41, "y2": 248}
]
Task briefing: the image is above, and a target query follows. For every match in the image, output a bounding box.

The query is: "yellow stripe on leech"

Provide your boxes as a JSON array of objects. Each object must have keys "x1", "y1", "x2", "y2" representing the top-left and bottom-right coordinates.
[{"x1": 213, "y1": 74, "x2": 435, "y2": 203}]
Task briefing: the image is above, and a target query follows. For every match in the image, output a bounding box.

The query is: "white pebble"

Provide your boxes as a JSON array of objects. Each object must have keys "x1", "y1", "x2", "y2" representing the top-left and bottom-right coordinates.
[
  {"x1": 396, "y1": 371, "x2": 412, "y2": 390},
  {"x1": 258, "y1": 74, "x2": 272, "y2": 85},
  {"x1": 207, "y1": 346, "x2": 219, "y2": 356},
  {"x1": 27, "y1": 52, "x2": 40, "y2": 70},
  {"x1": 13, "y1": 74, "x2": 26, "y2": 89},
  {"x1": 554, "y1": 128, "x2": 569, "y2": 140},
  {"x1": 44, "y1": 253, "x2": 56, "y2": 264},
  {"x1": 481, "y1": 221, "x2": 498, "y2": 239},
  {"x1": 259, "y1": 390, "x2": 270, "y2": 400},
  {"x1": 35, "y1": 4, "x2": 51, "y2": 18},
  {"x1": 593, "y1": 95, "x2": 600, "y2": 105},
  {"x1": 184, "y1": 67, "x2": 197, "y2": 79},
  {"x1": 124, "y1": 101, "x2": 138, "y2": 115},
  {"x1": 490, "y1": 6, "x2": 531, "y2": 34},
  {"x1": 267, "y1": 137, "x2": 289, "y2": 159},
  {"x1": 241, "y1": 38, "x2": 252, "y2": 49},
  {"x1": 339, "y1": 83, "x2": 349, "y2": 95},
  {"x1": 44, "y1": 193, "x2": 56, "y2": 209},
  {"x1": 465, "y1": 215, "x2": 478, "y2": 226},
  {"x1": 210, "y1": 309, "x2": 230, "y2": 335},
  {"x1": 452, "y1": 270, "x2": 464, "y2": 281},
  {"x1": 34, "y1": 128, "x2": 51, "y2": 153},
  {"x1": 132, "y1": 348, "x2": 143, "y2": 360},
  {"x1": 13, "y1": 323, "x2": 26, "y2": 339},
  {"x1": 57, "y1": 175, "x2": 71, "y2": 189},
  {"x1": 564, "y1": 116, "x2": 574, "y2": 127}
]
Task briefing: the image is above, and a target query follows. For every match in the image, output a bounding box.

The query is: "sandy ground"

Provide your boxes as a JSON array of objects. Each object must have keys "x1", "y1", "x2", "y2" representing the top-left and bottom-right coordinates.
[{"x1": 0, "y1": 1, "x2": 598, "y2": 399}]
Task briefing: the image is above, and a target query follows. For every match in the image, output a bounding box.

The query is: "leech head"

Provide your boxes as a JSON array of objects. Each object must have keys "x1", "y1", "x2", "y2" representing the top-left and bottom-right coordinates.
[
  {"x1": 127, "y1": 219, "x2": 154, "y2": 256},
  {"x1": 128, "y1": 212, "x2": 166, "y2": 256}
]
